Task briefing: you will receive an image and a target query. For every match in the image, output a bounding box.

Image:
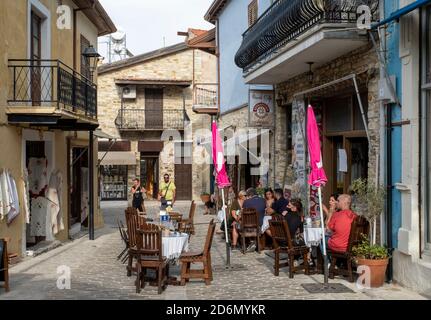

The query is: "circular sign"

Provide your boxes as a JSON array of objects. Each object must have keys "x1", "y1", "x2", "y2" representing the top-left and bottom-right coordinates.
[{"x1": 253, "y1": 102, "x2": 270, "y2": 119}]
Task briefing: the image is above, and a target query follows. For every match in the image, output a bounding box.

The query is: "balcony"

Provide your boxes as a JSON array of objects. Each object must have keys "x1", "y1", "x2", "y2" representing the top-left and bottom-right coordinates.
[
  {"x1": 192, "y1": 83, "x2": 218, "y2": 114},
  {"x1": 115, "y1": 108, "x2": 185, "y2": 131},
  {"x1": 235, "y1": 0, "x2": 379, "y2": 84},
  {"x1": 6, "y1": 59, "x2": 98, "y2": 130}
]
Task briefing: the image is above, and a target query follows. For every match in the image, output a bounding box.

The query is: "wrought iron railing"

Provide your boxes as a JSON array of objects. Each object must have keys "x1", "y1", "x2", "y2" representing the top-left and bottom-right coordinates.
[
  {"x1": 235, "y1": 0, "x2": 379, "y2": 71},
  {"x1": 115, "y1": 108, "x2": 185, "y2": 130},
  {"x1": 8, "y1": 59, "x2": 97, "y2": 118},
  {"x1": 193, "y1": 83, "x2": 218, "y2": 110}
]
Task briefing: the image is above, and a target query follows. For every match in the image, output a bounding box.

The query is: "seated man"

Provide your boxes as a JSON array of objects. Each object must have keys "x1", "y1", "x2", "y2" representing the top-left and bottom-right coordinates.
[
  {"x1": 326, "y1": 194, "x2": 357, "y2": 253},
  {"x1": 263, "y1": 188, "x2": 289, "y2": 235},
  {"x1": 239, "y1": 188, "x2": 266, "y2": 252}
]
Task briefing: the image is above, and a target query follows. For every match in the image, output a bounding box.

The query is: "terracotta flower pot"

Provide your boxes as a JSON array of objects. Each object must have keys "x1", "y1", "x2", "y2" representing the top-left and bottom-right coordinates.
[
  {"x1": 200, "y1": 194, "x2": 210, "y2": 203},
  {"x1": 356, "y1": 258, "x2": 389, "y2": 288}
]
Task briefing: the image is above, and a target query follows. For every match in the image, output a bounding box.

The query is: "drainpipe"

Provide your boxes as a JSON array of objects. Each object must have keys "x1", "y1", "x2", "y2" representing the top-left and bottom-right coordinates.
[{"x1": 216, "y1": 19, "x2": 221, "y2": 115}]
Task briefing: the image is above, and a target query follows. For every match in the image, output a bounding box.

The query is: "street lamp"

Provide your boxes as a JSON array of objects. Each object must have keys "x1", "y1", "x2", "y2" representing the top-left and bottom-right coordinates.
[{"x1": 82, "y1": 45, "x2": 101, "y2": 82}]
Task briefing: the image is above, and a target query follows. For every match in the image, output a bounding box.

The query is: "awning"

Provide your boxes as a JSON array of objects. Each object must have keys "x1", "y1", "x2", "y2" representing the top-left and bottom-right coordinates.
[
  {"x1": 372, "y1": 0, "x2": 431, "y2": 29},
  {"x1": 98, "y1": 152, "x2": 136, "y2": 166},
  {"x1": 94, "y1": 129, "x2": 115, "y2": 140}
]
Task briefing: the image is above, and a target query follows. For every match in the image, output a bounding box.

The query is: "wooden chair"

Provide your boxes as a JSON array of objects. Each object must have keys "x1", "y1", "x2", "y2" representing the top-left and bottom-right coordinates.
[
  {"x1": 0, "y1": 238, "x2": 10, "y2": 292},
  {"x1": 117, "y1": 218, "x2": 129, "y2": 263},
  {"x1": 135, "y1": 223, "x2": 168, "y2": 294},
  {"x1": 328, "y1": 215, "x2": 370, "y2": 282},
  {"x1": 179, "y1": 219, "x2": 216, "y2": 286},
  {"x1": 269, "y1": 216, "x2": 310, "y2": 278},
  {"x1": 179, "y1": 200, "x2": 196, "y2": 235},
  {"x1": 125, "y1": 207, "x2": 148, "y2": 276},
  {"x1": 238, "y1": 208, "x2": 261, "y2": 254}
]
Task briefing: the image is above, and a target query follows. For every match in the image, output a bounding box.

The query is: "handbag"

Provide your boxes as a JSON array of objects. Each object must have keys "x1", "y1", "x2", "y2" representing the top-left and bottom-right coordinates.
[
  {"x1": 160, "y1": 182, "x2": 171, "y2": 205},
  {"x1": 217, "y1": 209, "x2": 225, "y2": 223}
]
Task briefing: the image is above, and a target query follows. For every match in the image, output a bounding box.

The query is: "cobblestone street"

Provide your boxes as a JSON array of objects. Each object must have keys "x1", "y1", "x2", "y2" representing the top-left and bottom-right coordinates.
[{"x1": 0, "y1": 201, "x2": 427, "y2": 300}]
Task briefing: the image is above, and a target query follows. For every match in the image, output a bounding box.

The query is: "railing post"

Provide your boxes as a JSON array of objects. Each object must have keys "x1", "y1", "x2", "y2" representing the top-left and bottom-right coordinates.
[
  {"x1": 57, "y1": 61, "x2": 61, "y2": 110},
  {"x1": 13, "y1": 66, "x2": 16, "y2": 101},
  {"x1": 72, "y1": 69, "x2": 76, "y2": 112}
]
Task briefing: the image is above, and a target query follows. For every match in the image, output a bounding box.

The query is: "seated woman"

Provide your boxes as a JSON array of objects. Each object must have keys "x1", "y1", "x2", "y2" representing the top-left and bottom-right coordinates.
[
  {"x1": 230, "y1": 191, "x2": 247, "y2": 250},
  {"x1": 266, "y1": 198, "x2": 304, "y2": 247},
  {"x1": 322, "y1": 193, "x2": 339, "y2": 227}
]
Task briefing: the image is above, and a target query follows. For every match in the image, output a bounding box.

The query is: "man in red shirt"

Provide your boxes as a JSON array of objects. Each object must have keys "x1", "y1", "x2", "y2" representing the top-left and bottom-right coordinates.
[{"x1": 327, "y1": 194, "x2": 357, "y2": 252}]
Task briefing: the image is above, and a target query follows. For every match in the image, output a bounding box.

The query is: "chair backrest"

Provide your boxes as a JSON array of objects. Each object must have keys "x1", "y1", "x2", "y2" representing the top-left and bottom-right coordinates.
[
  {"x1": 269, "y1": 216, "x2": 293, "y2": 250},
  {"x1": 117, "y1": 218, "x2": 128, "y2": 243},
  {"x1": 125, "y1": 207, "x2": 140, "y2": 247},
  {"x1": 188, "y1": 200, "x2": 196, "y2": 222},
  {"x1": 136, "y1": 223, "x2": 163, "y2": 261},
  {"x1": 347, "y1": 215, "x2": 370, "y2": 252},
  {"x1": 203, "y1": 219, "x2": 216, "y2": 256},
  {"x1": 241, "y1": 208, "x2": 259, "y2": 229}
]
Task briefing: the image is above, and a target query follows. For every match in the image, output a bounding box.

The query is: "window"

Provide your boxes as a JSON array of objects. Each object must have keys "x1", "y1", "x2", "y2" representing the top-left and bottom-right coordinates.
[
  {"x1": 248, "y1": 0, "x2": 258, "y2": 27},
  {"x1": 81, "y1": 35, "x2": 91, "y2": 80}
]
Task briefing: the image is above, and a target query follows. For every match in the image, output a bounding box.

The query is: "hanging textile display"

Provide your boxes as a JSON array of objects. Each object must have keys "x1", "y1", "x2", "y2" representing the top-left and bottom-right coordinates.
[
  {"x1": 46, "y1": 170, "x2": 64, "y2": 235},
  {"x1": 22, "y1": 169, "x2": 31, "y2": 224},
  {"x1": 28, "y1": 157, "x2": 48, "y2": 198},
  {"x1": 30, "y1": 196, "x2": 49, "y2": 237},
  {"x1": 81, "y1": 168, "x2": 89, "y2": 223},
  {"x1": 0, "y1": 169, "x2": 20, "y2": 223},
  {"x1": 7, "y1": 172, "x2": 20, "y2": 224}
]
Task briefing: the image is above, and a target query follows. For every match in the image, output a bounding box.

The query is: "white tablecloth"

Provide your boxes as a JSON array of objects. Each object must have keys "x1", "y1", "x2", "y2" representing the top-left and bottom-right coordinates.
[
  {"x1": 162, "y1": 233, "x2": 189, "y2": 261},
  {"x1": 303, "y1": 227, "x2": 323, "y2": 247}
]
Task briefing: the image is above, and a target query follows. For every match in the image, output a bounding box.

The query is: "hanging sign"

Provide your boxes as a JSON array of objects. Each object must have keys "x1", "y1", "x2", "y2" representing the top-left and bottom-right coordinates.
[
  {"x1": 291, "y1": 98, "x2": 307, "y2": 204},
  {"x1": 249, "y1": 90, "x2": 274, "y2": 127}
]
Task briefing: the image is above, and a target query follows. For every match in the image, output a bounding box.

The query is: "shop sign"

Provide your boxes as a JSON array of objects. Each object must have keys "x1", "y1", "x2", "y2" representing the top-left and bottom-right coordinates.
[{"x1": 249, "y1": 90, "x2": 274, "y2": 127}]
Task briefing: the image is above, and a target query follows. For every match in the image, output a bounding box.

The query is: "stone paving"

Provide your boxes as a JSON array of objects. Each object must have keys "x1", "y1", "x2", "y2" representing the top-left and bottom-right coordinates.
[{"x1": 0, "y1": 201, "x2": 427, "y2": 300}]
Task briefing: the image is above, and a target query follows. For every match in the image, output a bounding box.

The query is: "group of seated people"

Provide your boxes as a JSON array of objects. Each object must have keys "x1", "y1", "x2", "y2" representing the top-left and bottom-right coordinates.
[{"x1": 225, "y1": 187, "x2": 358, "y2": 256}]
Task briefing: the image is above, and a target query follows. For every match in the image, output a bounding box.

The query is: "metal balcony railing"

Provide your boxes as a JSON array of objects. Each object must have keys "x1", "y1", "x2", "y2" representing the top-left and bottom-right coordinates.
[
  {"x1": 235, "y1": 0, "x2": 379, "y2": 72},
  {"x1": 193, "y1": 83, "x2": 218, "y2": 110},
  {"x1": 115, "y1": 108, "x2": 185, "y2": 130},
  {"x1": 8, "y1": 59, "x2": 97, "y2": 118}
]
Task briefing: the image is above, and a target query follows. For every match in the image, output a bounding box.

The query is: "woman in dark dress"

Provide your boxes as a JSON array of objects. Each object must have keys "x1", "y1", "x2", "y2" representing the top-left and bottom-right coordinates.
[{"x1": 131, "y1": 178, "x2": 146, "y2": 213}]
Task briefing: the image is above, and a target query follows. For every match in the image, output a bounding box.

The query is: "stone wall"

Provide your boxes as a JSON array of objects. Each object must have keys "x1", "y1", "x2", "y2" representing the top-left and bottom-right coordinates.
[{"x1": 97, "y1": 48, "x2": 215, "y2": 201}]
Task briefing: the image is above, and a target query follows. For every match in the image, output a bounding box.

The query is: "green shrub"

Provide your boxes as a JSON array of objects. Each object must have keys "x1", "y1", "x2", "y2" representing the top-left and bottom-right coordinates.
[{"x1": 352, "y1": 234, "x2": 390, "y2": 260}]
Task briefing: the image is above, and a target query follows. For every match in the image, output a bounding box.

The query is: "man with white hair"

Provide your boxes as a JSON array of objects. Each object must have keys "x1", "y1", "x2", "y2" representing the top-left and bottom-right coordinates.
[{"x1": 326, "y1": 194, "x2": 357, "y2": 253}]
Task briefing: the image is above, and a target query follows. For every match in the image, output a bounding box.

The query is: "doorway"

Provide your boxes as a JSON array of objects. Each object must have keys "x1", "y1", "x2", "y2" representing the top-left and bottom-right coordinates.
[
  {"x1": 140, "y1": 155, "x2": 159, "y2": 199},
  {"x1": 326, "y1": 136, "x2": 368, "y2": 196},
  {"x1": 70, "y1": 147, "x2": 89, "y2": 228}
]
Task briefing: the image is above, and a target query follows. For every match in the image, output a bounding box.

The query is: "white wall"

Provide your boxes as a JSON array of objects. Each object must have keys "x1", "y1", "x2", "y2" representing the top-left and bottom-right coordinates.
[{"x1": 218, "y1": 0, "x2": 274, "y2": 113}]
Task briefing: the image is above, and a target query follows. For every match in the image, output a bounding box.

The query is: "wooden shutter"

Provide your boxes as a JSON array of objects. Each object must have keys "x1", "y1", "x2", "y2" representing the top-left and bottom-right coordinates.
[
  {"x1": 248, "y1": 0, "x2": 258, "y2": 27},
  {"x1": 145, "y1": 88, "x2": 163, "y2": 129}
]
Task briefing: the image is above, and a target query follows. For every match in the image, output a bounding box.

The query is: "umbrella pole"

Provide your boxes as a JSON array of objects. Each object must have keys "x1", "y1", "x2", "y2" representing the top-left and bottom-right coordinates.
[
  {"x1": 318, "y1": 187, "x2": 329, "y2": 284},
  {"x1": 221, "y1": 187, "x2": 230, "y2": 267}
]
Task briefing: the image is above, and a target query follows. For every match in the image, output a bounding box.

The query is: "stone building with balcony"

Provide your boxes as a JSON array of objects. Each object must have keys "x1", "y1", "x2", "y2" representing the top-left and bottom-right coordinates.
[
  {"x1": 97, "y1": 42, "x2": 217, "y2": 202},
  {"x1": 0, "y1": 0, "x2": 116, "y2": 257},
  {"x1": 229, "y1": 0, "x2": 381, "y2": 210}
]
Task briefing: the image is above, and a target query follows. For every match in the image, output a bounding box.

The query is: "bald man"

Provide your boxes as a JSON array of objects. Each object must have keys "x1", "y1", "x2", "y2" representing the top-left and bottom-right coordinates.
[{"x1": 326, "y1": 194, "x2": 357, "y2": 253}]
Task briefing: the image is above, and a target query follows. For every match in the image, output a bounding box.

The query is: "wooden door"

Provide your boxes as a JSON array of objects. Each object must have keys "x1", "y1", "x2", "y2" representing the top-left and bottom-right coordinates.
[
  {"x1": 140, "y1": 157, "x2": 159, "y2": 199},
  {"x1": 174, "y1": 164, "x2": 192, "y2": 200},
  {"x1": 31, "y1": 11, "x2": 42, "y2": 105},
  {"x1": 145, "y1": 88, "x2": 163, "y2": 129}
]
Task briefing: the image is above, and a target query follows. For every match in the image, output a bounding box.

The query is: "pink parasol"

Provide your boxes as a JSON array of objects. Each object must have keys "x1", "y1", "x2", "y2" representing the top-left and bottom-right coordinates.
[
  {"x1": 212, "y1": 121, "x2": 231, "y2": 188},
  {"x1": 307, "y1": 105, "x2": 329, "y2": 284}
]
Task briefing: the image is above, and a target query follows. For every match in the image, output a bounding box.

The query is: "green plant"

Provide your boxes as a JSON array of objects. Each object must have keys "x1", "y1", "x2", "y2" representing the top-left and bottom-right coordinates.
[
  {"x1": 256, "y1": 187, "x2": 265, "y2": 198},
  {"x1": 351, "y1": 178, "x2": 386, "y2": 244},
  {"x1": 352, "y1": 234, "x2": 390, "y2": 260}
]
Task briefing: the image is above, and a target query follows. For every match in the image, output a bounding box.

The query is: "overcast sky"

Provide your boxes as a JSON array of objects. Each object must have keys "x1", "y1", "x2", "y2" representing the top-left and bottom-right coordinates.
[{"x1": 98, "y1": 0, "x2": 214, "y2": 59}]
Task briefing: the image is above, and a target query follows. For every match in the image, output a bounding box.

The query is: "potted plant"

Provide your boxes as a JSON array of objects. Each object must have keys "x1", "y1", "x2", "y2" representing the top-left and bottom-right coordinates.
[
  {"x1": 352, "y1": 234, "x2": 390, "y2": 288},
  {"x1": 200, "y1": 192, "x2": 211, "y2": 204},
  {"x1": 351, "y1": 178, "x2": 386, "y2": 245}
]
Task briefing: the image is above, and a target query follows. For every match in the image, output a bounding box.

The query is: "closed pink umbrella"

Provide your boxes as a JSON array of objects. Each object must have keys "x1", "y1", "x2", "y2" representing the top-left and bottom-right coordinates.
[
  {"x1": 307, "y1": 105, "x2": 329, "y2": 284},
  {"x1": 212, "y1": 120, "x2": 231, "y2": 266}
]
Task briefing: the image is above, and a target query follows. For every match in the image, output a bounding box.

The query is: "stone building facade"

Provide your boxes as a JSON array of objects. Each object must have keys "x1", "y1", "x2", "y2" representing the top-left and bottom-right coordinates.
[{"x1": 97, "y1": 43, "x2": 216, "y2": 202}]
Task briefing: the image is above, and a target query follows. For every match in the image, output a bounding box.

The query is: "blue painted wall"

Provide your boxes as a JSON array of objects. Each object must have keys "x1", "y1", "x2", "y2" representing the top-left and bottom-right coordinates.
[
  {"x1": 384, "y1": 0, "x2": 402, "y2": 248},
  {"x1": 218, "y1": 0, "x2": 274, "y2": 113}
]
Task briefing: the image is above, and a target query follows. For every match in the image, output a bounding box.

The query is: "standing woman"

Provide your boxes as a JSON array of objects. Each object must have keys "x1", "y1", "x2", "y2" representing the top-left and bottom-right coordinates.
[{"x1": 131, "y1": 178, "x2": 146, "y2": 213}]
